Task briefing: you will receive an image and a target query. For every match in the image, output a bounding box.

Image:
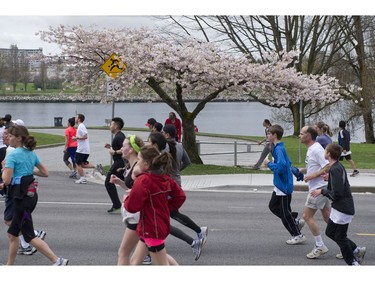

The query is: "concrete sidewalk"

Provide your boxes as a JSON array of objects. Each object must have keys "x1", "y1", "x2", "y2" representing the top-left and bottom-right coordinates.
[{"x1": 32, "y1": 128, "x2": 375, "y2": 193}]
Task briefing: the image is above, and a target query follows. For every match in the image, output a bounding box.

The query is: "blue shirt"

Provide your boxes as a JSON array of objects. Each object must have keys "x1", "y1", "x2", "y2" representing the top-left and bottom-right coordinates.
[
  {"x1": 267, "y1": 142, "x2": 293, "y2": 195},
  {"x1": 5, "y1": 147, "x2": 40, "y2": 183}
]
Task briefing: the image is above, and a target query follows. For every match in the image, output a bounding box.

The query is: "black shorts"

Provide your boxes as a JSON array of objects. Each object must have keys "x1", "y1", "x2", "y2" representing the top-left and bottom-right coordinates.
[
  {"x1": 339, "y1": 154, "x2": 352, "y2": 161},
  {"x1": 140, "y1": 238, "x2": 166, "y2": 253},
  {"x1": 126, "y1": 223, "x2": 137, "y2": 231},
  {"x1": 75, "y1": 152, "x2": 90, "y2": 165}
]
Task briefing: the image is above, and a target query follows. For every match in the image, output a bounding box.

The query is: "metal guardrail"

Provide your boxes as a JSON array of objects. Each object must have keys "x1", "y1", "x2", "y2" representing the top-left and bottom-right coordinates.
[{"x1": 196, "y1": 140, "x2": 261, "y2": 166}]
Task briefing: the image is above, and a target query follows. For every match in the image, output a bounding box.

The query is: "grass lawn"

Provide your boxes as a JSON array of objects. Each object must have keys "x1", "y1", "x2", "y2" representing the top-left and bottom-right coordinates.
[
  {"x1": 182, "y1": 135, "x2": 374, "y2": 175},
  {"x1": 31, "y1": 129, "x2": 375, "y2": 175},
  {"x1": 32, "y1": 132, "x2": 65, "y2": 146}
]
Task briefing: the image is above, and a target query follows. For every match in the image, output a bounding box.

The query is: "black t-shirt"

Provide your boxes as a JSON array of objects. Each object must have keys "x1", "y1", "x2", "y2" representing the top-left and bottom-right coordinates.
[{"x1": 112, "y1": 131, "x2": 126, "y2": 161}]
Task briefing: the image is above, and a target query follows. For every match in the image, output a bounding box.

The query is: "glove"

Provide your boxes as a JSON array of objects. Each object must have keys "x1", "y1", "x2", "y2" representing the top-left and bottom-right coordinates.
[{"x1": 291, "y1": 166, "x2": 304, "y2": 181}]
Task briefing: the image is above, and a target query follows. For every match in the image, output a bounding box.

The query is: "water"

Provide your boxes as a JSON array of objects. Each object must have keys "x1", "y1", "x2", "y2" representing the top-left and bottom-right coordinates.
[
  {"x1": 0, "y1": 101, "x2": 365, "y2": 141},
  {"x1": 0, "y1": 101, "x2": 273, "y2": 135}
]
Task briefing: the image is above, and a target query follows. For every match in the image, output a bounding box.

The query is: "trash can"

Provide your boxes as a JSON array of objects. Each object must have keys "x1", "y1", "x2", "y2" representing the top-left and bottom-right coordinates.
[{"x1": 54, "y1": 117, "x2": 63, "y2": 127}]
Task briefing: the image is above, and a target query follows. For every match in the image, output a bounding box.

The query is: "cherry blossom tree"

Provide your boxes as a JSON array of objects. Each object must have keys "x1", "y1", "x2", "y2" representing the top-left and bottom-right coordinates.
[{"x1": 39, "y1": 25, "x2": 341, "y2": 163}]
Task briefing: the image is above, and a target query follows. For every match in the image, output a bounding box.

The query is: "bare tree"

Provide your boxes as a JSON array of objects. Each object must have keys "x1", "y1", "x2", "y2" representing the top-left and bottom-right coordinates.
[
  {"x1": 333, "y1": 16, "x2": 375, "y2": 143},
  {"x1": 19, "y1": 52, "x2": 31, "y2": 92},
  {"x1": 159, "y1": 16, "x2": 353, "y2": 135},
  {"x1": 0, "y1": 52, "x2": 6, "y2": 92},
  {"x1": 38, "y1": 61, "x2": 48, "y2": 91},
  {"x1": 6, "y1": 44, "x2": 20, "y2": 92}
]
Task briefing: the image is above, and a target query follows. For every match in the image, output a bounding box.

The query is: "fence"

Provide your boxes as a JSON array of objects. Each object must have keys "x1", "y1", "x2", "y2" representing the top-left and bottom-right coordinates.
[{"x1": 196, "y1": 140, "x2": 263, "y2": 166}]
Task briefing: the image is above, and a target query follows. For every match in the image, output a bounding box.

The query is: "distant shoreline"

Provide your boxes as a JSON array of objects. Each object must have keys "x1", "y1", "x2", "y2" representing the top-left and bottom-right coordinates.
[{"x1": 0, "y1": 94, "x2": 255, "y2": 103}]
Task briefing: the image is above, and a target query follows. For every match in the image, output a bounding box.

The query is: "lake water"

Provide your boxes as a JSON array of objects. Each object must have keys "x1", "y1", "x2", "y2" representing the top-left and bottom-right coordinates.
[{"x1": 0, "y1": 101, "x2": 365, "y2": 142}]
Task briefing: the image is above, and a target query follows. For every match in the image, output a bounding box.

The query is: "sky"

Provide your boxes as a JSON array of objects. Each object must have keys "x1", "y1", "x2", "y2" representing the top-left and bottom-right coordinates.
[
  {"x1": 0, "y1": 15, "x2": 158, "y2": 54},
  {"x1": 1, "y1": 0, "x2": 371, "y2": 55}
]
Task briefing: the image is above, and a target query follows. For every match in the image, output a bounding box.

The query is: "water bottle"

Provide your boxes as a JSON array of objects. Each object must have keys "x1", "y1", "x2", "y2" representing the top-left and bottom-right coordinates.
[{"x1": 26, "y1": 178, "x2": 39, "y2": 197}]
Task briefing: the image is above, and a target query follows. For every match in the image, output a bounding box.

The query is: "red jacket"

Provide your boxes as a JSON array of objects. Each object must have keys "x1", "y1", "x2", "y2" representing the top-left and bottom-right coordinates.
[
  {"x1": 164, "y1": 118, "x2": 182, "y2": 142},
  {"x1": 124, "y1": 172, "x2": 186, "y2": 240}
]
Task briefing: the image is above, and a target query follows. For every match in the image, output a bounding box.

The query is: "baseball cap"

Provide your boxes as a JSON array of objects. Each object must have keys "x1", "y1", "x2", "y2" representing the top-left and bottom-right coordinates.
[{"x1": 145, "y1": 118, "x2": 157, "y2": 127}]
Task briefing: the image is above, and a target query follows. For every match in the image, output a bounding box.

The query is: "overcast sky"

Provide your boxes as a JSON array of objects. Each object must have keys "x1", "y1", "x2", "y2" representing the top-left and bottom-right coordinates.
[
  {"x1": 0, "y1": 16, "x2": 158, "y2": 54},
  {"x1": 0, "y1": 0, "x2": 371, "y2": 55}
]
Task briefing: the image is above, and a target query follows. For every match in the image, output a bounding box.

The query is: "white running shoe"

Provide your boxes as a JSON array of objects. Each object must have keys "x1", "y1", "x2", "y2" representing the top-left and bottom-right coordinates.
[
  {"x1": 286, "y1": 234, "x2": 307, "y2": 245},
  {"x1": 354, "y1": 247, "x2": 366, "y2": 264},
  {"x1": 191, "y1": 239, "x2": 202, "y2": 261},
  {"x1": 75, "y1": 178, "x2": 87, "y2": 184},
  {"x1": 306, "y1": 245, "x2": 329, "y2": 259},
  {"x1": 198, "y1": 226, "x2": 208, "y2": 245},
  {"x1": 53, "y1": 257, "x2": 69, "y2": 266}
]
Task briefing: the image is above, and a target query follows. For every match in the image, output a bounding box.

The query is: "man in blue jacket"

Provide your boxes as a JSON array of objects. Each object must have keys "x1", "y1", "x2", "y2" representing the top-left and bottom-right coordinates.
[{"x1": 264, "y1": 124, "x2": 306, "y2": 245}]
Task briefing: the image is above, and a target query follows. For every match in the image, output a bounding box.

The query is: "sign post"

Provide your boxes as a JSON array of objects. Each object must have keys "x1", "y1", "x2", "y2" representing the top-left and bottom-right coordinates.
[{"x1": 101, "y1": 53, "x2": 126, "y2": 165}]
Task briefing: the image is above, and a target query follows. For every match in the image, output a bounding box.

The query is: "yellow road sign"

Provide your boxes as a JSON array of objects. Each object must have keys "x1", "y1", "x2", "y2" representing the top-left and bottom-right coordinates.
[{"x1": 101, "y1": 53, "x2": 126, "y2": 79}]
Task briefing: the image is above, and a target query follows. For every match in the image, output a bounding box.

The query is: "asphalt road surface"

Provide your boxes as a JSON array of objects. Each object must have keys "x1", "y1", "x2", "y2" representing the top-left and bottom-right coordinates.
[{"x1": 1, "y1": 171, "x2": 373, "y2": 268}]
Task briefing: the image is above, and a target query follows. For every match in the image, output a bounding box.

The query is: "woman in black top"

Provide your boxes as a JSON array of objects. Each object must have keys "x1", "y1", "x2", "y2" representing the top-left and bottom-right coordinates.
[{"x1": 110, "y1": 134, "x2": 144, "y2": 265}]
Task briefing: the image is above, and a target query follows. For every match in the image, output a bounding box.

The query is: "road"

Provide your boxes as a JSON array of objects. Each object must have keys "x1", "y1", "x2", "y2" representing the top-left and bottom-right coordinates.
[{"x1": 1, "y1": 171, "x2": 373, "y2": 267}]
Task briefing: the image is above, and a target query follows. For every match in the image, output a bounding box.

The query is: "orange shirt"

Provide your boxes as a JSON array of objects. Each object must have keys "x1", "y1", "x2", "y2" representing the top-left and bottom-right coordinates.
[{"x1": 65, "y1": 126, "x2": 77, "y2": 148}]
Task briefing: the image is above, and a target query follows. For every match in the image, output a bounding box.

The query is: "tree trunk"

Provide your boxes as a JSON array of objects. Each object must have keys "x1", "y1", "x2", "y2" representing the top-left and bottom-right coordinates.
[
  {"x1": 363, "y1": 109, "x2": 375, "y2": 143},
  {"x1": 290, "y1": 103, "x2": 303, "y2": 136},
  {"x1": 181, "y1": 116, "x2": 203, "y2": 164},
  {"x1": 353, "y1": 16, "x2": 375, "y2": 144}
]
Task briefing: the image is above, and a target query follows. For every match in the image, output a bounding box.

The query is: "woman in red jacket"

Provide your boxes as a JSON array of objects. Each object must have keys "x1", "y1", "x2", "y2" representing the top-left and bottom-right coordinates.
[{"x1": 124, "y1": 145, "x2": 186, "y2": 265}]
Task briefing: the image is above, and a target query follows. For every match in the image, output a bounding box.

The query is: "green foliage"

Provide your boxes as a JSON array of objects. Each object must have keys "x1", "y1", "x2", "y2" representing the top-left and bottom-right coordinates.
[{"x1": 31, "y1": 132, "x2": 65, "y2": 146}]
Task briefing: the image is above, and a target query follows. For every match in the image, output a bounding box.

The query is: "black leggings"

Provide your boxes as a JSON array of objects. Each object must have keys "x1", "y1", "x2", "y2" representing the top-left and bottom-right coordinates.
[
  {"x1": 169, "y1": 210, "x2": 201, "y2": 245},
  {"x1": 8, "y1": 194, "x2": 38, "y2": 243},
  {"x1": 170, "y1": 210, "x2": 201, "y2": 233}
]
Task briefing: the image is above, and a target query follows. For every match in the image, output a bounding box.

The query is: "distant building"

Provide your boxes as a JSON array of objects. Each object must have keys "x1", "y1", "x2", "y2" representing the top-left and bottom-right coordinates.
[{"x1": 0, "y1": 47, "x2": 44, "y2": 70}]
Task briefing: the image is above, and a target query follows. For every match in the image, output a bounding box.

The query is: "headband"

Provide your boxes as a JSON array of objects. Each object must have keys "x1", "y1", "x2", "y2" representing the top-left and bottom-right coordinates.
[{"x1": 129, "y1": 135, "x2": 140, "y2": 153}]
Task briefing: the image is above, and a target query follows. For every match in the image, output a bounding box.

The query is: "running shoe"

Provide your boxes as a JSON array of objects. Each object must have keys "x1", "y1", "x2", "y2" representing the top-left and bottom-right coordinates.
[
  {"x1": 142, "y1": 254, "x2": 152, "y2": 265},
  {"x1": 350, "y1": 170, "x2": 359, "y2": 177},
  {"x1": 17, "y1": 245, "x2": 36, "y2": 255},
  {"x1": 107, "y1": 207, "x2": 121, "y2": 214},
  {"x1": 69, "y1": 170, "x2": 77, "y2": 178},
  {"x1": 96, "y1": 164, "x2": 104, "y2": 175},
  {"x1": 296, "y1": 218, "x2": 305, "y2": 231},
  {"x1": 75, "y1": 178, "x2": 87, "y2": 184},
  {"x1": 53, "y1": 257, "x2": 69, "y2": 266},
  {"x1": 306, "y1": 245, "x2": 329, "y2": 259},
  {"x1": 286, "y1": 234, "x2": 306, "y2": 245},
  {"x1": 191, "y1": 239, "x2": 202, "y2": 261},
  {"x1": 354, "y1": 247, "x2": 366, "y2": 265},
  {"x1": 37, "y1": 230, "x2": 47, "y2": 240},
  {"x1": 198, "y1": 226, "x2": 208, "y2": 245}
]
